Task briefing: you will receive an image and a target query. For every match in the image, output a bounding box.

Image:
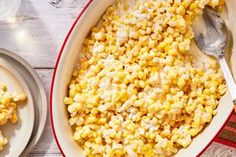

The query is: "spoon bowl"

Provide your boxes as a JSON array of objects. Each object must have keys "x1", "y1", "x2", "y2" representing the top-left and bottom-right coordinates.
[{"x1": 194, "y1": 6, "x2": 229, "y2": 58}]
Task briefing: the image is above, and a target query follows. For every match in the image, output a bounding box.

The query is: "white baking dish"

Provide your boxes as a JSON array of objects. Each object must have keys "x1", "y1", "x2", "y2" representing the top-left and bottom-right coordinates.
[{"x1": 50, "y1": 0, "x2": 235, "y2": 156}]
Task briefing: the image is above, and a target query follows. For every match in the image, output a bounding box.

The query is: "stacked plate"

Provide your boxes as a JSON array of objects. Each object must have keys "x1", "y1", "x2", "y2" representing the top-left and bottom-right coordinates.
[{"x1": 0, "y1": 48, "x2": 47, "y2": 157}]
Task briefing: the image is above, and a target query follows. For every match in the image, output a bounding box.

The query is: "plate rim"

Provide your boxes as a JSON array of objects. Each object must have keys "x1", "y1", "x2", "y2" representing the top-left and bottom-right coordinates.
[
  {"x1": 0, "y1": 59, "x2": 35, "y2": 157},
  {"x1": 0, "y1": 48, "x2": 48, "y2": 156}
]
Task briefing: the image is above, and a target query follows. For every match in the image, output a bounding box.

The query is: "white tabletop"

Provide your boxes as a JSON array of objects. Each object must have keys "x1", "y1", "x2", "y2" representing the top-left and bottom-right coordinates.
[{"x1": 0, "y1": 0, "x2": 235, "y2": 156}]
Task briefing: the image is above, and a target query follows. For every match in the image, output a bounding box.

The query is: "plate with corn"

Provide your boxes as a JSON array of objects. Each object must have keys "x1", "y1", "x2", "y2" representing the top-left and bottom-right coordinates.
[
  {"x1": 0, "y1": 54, "x2": 34, "y2": 157},
  {"x1": 0, "y1": 48, "x2": 47, "y2": 157},
  {"x1": 51, "y1": 0, "x2": 236, "y2": 156}
]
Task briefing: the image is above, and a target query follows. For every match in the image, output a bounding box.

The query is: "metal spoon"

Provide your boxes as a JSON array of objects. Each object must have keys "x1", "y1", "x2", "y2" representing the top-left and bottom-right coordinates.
[{"x1": 194, "y1": 6, "x2": 236, "y2": 105}]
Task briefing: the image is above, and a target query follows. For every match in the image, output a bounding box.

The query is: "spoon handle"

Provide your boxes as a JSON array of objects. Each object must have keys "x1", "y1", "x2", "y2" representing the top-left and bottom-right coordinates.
[{"x1": 218, "y1": 56, "x2": 236, "y2": 105}]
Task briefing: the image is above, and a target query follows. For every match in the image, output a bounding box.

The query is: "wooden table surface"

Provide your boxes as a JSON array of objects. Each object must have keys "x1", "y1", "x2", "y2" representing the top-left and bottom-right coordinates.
[{"x1": 0, "y1": 0, "x2": 235, "y2": 156}]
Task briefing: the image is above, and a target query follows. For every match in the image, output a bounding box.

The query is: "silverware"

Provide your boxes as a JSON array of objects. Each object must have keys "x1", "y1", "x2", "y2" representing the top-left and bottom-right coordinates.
[{"x1": 194, "y1": 6, "x2": 236, "y2": 105}]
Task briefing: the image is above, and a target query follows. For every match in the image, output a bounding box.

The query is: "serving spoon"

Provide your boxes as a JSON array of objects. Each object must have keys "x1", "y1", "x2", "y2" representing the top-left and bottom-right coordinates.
[{"x1": 194, "y1": 6, "x2": 236, "y2": 106}]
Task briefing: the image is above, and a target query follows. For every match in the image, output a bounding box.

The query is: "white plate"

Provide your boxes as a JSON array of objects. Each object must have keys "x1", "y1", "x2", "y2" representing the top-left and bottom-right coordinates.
[
  {"x1": 0, "y1": 58, "x2": 34, "y2": 157},
  {"x1": 51, "y1": 0, "x2": 235, "y2": 156},
  {"x1": 0, "y1": 49, "x2": 48, "y2": 157}
]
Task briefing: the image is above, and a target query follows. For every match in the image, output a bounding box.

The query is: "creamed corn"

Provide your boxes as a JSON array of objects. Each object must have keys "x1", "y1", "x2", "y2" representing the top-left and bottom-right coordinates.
[{"x1": 65, "y1": 0, "x2": 226, "y2": 156}]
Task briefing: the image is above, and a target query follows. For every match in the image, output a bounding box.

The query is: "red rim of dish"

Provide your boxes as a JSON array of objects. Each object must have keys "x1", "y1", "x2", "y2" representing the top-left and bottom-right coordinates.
[
  {"x1": 50, "y1": 0, "x2": 93, "y2": 156},
  {"x1": 50, "y1": 0, "x2": 234, "y2": 156}
]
